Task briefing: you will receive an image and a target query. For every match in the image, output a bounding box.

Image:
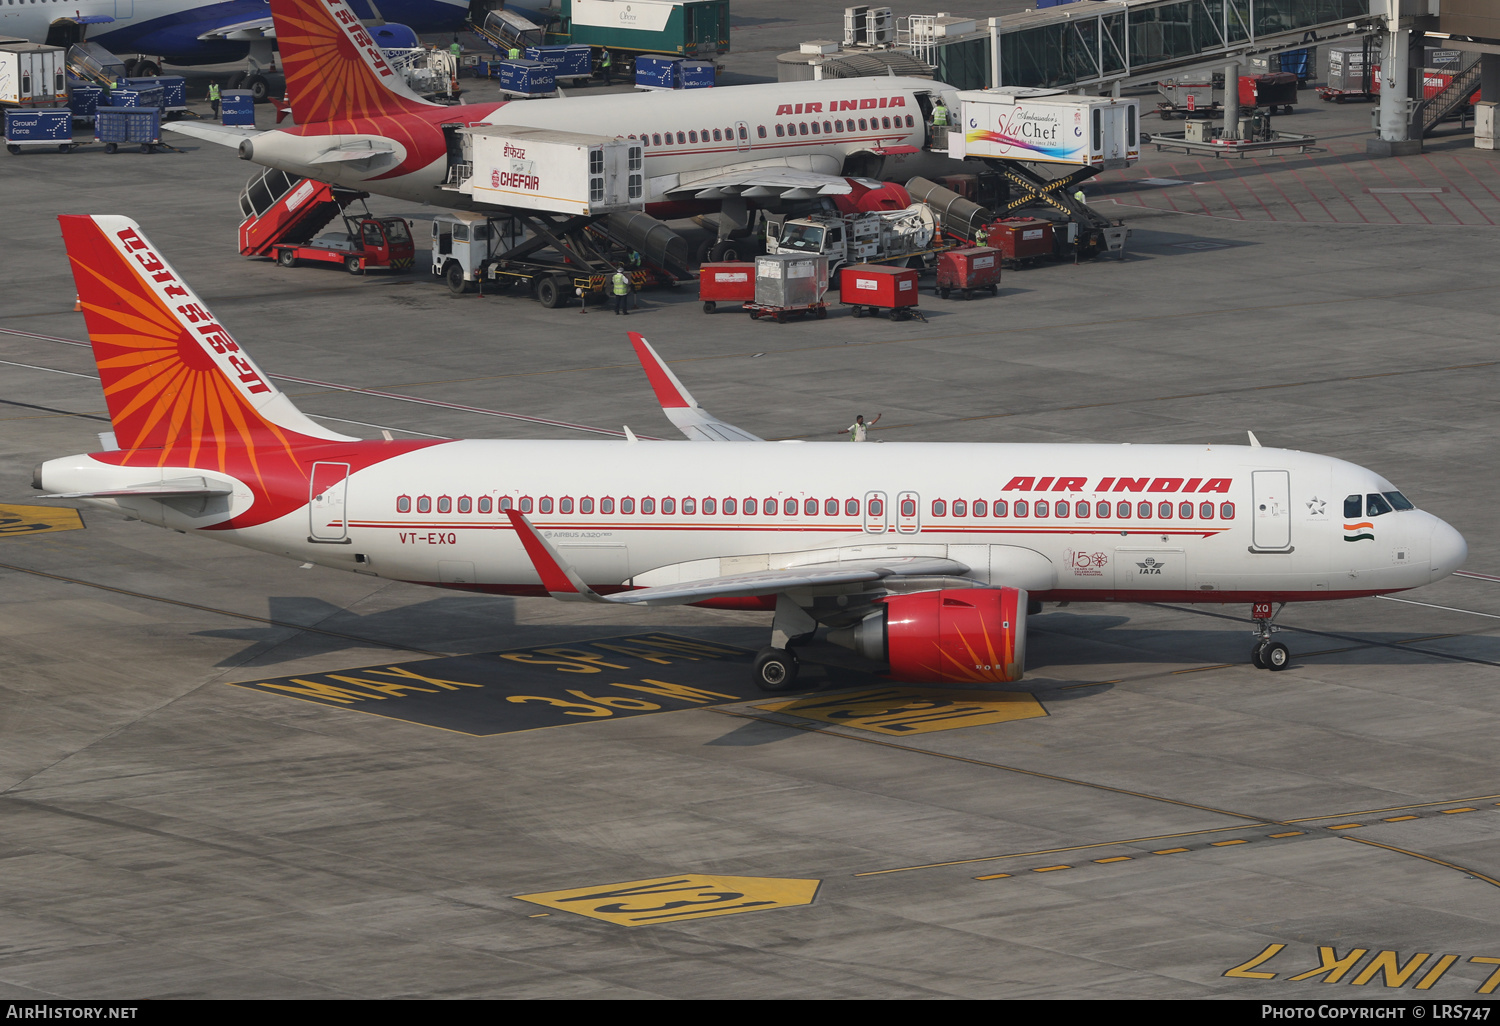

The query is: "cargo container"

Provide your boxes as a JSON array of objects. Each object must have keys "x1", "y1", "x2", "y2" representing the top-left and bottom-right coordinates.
[
  {"x1": 681, "y1": 60, "x2": 715, "y2": 88},
  {"x1": 95, "y1": 106, "x2": 161, "y2": 153},
  {"x1": 934, "y1": 247, "x2": 1001, "y2": 299},
  {"x1": 1239, "y1": 72, "x2": 1297, "y2": 114},
  {"x1": 553, "y1": 0, "x2": 730, "y2": 58},
  {"x1": 221, "y1": 90, "x2": 255, "y2": 127},
  {"x1": 124, "y1": 74, "x2": 186, "y2": 115},
  {"x1": 950, "y1": 89, "x2": 1140, "y2": 169},
  {"x1": 1156, "y1": 76, "x2": 1221, "y2": 118},
  {"x1": 698, "y1": 261, "x2": 755, "y2": 313},
  {"x1": 1249, "y1": 49, "x2": 1312, "y2": 84},
  {"x1": 113, "y1": 81, "x2": 165, "y2": 112},
  {"x1": 1325, "y1": 46, "x2": 1372, "y2": 93},
  {"x1": 986, "y1": 218, "x2": 1053, "y2": 266},
  {"x1": 498, "y1": 59, "x2": 556, "y2": 95},
  {"x1": 750, "y1": 253, "x2": 829, "y2": 321},
  {"x1": 0, "y1": 43, "x2": 66, "y2": 109},
  {"x1": 457, "y1": 126, "x2": 645, "y2": 216},
  {"x1": 840, "y1": 263, "x2": 921, "y2": 319},
  {"x1": 67, "y1": 83, "x2": 101, "y2": 123},
  {"x1": 525, "y1": 44, "x2": 592, "y2": 82},
  {"x1": 5, "y1": 107, "x2": 73, "y2": 153},
  {"x1": 635, "y1": 55, "x2": 683, "y2": 90}
]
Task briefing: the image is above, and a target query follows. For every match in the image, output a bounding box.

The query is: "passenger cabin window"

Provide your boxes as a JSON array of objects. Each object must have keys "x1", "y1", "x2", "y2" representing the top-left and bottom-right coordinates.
[
  {"x1": 539, "y1": 497, "x2": 553, "y2": 514},
  {"x1": 580, "y1": 497, "x2": 593, "y2": 514},
  {"x1": 712, "y1": 129, "x2": 721, "y2": 141},
  {"x1": 430, "y1": 496, "x2": 449, "y2": 513},
  {"x1": 1158, "y1": 501, "x2": 1172, "y2": 519},
  {"x1": 620, "y1": 497, "x2": 635, "y2": 514},
  {"x1": 743, "y1": 497, "x2": 756, "y2": 514},
  {"x1": 1117, "y1": 501, "x2": 1131, "y2": 518},
  {"x1": 600, "y1": 497, "x2": 615, "y2": 514},
  {"x1": 775, "y1": 125, "x2": 785, "y2": 137},
  {"x1": 1138, "y1": 501, "x2": 1152, "y2": 518},
  {"x1": 868, "y1": 497, "x2": 883, "y2": 516},
  {"x1": 1199, "y1": 501, "x2": 1213, "y2": 519},
  {"x1": 1055, "y1": 500, "x2": 1069, "y2": 517},
  {"x1": 641, "y1": 498, "x2": 656, "y2": 514},
  {"x1": 478, "y1": 497, "x2": 492, "y2": 513},
  {"x1": 810, "y1": 121, "x2": 820, "y2": 134},
  {"x1": 677, "y1": 132, "x2": 686, "y2": 144},
  {"x1": 1178, "y1": 501, "x2": 1193, "y2": 519},
  {"x1": 1075, "y1": 500, "x2": 1089, "y2": 517},
  {"x1": 1220, "y1": 502, "x2": 1236, "y2": 519},
  {"x1": 764, "y1": 497, "x2": 778, "y2": 514},
  {"x1": 689, "y1": 131, "x2": 698, "y2": 143},
  {"x1": 973, "y1": 499, "x2": 987, "y2": 517},
  {"x1": 1014, "y1": 500, "x2": 1029, "y2": 517},
  {"x1": 757, "y1": 126, "x2": 767, "y2": 138},
  {"x1": 931, "y1": 499, "x2": 946, "y2": 516},
  {"x1": 418, "y1": 496, "x2": 432, "y2": 513},
  {"x1": 845, "y1": 498, "x2": 859, "y2": 516},
  {"x1": 701, "y1": 498, "x2": 715, "y2": 514},
  {"x1": 458, "y1": 496, "x2": 472, "y2": 513},
  {"x1": 805, "y1": 498, "x2": 818, "y2": 516},
  {"x1": 559, "y1": 497, "x2": 574, "y2": 514},
  {"x1": 784, "y1": 498, "x2": 797, "y2": 515},
  {"x1": 682, "y1": 498, "x2": 696, "y2": 514},
  {"x1": 993, "y1": 500, "x2": 1007, "y2": 517},
  {"x1": 900, "y1": 498, "x2": 916, "y2": 517},
  {"x1": 824, "y1": 498, "x2": 838, "y2": 516},
  {"x1": 397, "y1": 495, "x2": 411, "y2": 513},
  {"x1": 952, "y1": 500, "x2": 966, "y2": 517},
  {"x1": 1035, "y1": 500, "x2": 1049, "y2": 517},
  {"x1": 499, "y1": 497, "x2": 513, "y2": 511},
  {"x1": 739, "y1": 126, "x2": 748, "y2": 140},
  {"x1": 722, "y1": 498, "x2": 735, "y2": 515},
  {"x1": 662, "y1": 498, "x2": 675, "y2": 514},
  {"x1": 1366, "y1": 493, "x2": 1394, "y2": 516}
]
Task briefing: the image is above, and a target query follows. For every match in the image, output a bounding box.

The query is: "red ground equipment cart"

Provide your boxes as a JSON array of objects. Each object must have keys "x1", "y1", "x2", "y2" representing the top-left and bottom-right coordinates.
[
  {"x1": 934, "y1": 247, "x2": 1001, "y2": 300},
  {"x1": 273, "y1": 215, "x2": 416, "y2": 274},
  {"x1": 840, "y1": 264, "x2": 924, "y2": 321},
  {"x1": 986, "y1": 218, "x2": 1053, "y2": 267},
  {"x1": 1239, "y1": 72, "x2": 1298, "y2": 114},
  {"x1": 698, "y1": 261, "x2": 756, "y2": 313}
]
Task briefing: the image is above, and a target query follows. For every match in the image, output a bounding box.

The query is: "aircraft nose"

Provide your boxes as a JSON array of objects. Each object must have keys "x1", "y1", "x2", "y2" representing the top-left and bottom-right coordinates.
[{"x1": 1430, "y1": 518, "x2": 1468, "y2": 581}]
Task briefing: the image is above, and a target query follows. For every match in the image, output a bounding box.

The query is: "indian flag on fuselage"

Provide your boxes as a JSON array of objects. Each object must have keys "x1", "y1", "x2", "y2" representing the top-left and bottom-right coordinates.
[{"x1": 1344, "y1": 521, "x2": 1375, "y2": 542}]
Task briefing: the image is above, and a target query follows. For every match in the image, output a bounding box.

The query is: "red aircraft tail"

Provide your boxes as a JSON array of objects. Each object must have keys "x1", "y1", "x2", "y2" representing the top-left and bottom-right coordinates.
[
  {"x1": 58, "y1": 214, "x2": 350, "y2": 469},
  {"x1": 269, "y1": 0, "x2": 437, "y2": 125}
]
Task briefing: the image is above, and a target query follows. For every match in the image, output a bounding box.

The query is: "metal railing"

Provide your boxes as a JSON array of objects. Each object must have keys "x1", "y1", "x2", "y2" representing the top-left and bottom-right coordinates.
[{"x1": 1410, "y1": 51, "x2": 1482, "y2": 137}]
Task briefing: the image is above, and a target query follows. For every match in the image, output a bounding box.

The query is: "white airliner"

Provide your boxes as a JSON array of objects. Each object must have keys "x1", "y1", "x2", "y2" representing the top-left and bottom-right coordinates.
[
  {"x1": 168, "y1": 0, "x2": 960, "y2": 233},
  {"x1": 38, "y1": 215, "x2": 1468, "y2": 688}
]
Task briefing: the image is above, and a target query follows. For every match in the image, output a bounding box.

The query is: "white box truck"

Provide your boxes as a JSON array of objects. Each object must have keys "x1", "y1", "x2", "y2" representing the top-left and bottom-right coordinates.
[
  {"x1": 948, "y1": 88, "x2": 1140, "y2": 169},
  {"x1": 0, "y1": 43, "x2": 66, "y2": 108},
  {"x1": 457, "y1": 126, "x2": 644, "y2": 216}
]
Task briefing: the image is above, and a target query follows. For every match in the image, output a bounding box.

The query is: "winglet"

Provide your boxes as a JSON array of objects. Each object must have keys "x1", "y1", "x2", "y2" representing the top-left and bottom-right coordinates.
[
  {"x1": 505, "y1": 509, "x2": 605, "y2": 602},
  {"x1": 629, "y1": 332, "x2": 697, "y2": 410}
]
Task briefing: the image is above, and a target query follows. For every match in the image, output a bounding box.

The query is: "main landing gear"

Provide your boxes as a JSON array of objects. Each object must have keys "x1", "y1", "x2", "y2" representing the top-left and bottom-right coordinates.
[
  {"x1": 752, "y1": 595, "x2": 819, "y2": 691},
  {"x1": 1249, "y1": 601, "x2": 1289, "y2": 671}
]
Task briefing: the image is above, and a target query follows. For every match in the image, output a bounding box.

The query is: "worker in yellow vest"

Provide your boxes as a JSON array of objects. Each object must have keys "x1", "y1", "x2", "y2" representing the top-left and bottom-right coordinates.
[
  {"x1": 612, "y1": 266, "x2": 630, "y2": 315},
  {"x1": 207, "y1": 80, "x2": 220, "y2": 118},
  {"x1": 508, "y1": 47, "x2": 520, "y2": 60},
  {"x1": 973, "y1": 224, "x2": 989, "y2": 248},
  {"x1": 601, "y1": 49, "x2": 613, "y2": 85},
  {"x1": 931, "y1": 101, "x2": 949, "y2": 127}
]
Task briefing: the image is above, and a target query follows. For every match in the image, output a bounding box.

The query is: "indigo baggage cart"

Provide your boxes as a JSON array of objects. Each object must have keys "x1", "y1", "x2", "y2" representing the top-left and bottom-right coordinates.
[
  {"x1": 5, "y1": 107, "x2": 73, "y2": 153},
  {"x1": 95, "y1": 106, "x2": 161, "y2": 152}
]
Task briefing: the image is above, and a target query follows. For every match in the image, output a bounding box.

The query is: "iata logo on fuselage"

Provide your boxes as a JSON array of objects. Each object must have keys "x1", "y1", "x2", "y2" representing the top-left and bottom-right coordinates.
[
  {"x1": 776, "y1": 96, "x2": 907, "y2": 116},
  {"x1": 1136, "y1": 557, "x2": 1167, "y2": 575}
]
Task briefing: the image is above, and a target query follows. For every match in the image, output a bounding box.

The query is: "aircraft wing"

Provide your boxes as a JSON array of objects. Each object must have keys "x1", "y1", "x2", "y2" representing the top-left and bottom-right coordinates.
[
  {"x1": 657, "y1": 166, "x2": 855, "y2": 202},
  {"x1": 629, "y1": 332, "x2": 763, "y2": 442},
  {"x1": 506, "y1": 510, "x2": 968, "y2": 604},
  {"x1": 196, "y1": 17, "x2": 276, "y2": 41},
  {"x1": 163, "y1": 121, "x2": 260, "y2": 147}
]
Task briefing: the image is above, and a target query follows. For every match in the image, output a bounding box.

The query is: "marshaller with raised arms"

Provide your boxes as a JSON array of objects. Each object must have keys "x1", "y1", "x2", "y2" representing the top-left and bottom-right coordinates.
[{"x1": 36, "y1": 216, "x2": 1467, "y2": 689}]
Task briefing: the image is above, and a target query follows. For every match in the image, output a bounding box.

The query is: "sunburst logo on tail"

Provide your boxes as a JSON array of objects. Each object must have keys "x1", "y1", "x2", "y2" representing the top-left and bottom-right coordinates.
[{"x1": 271, "y1": 0, "x2": 435, "y2": 125}]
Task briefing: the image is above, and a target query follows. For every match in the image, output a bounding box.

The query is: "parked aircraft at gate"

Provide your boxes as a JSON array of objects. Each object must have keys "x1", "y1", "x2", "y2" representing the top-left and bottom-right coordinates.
[
  {"x1": 168, "y1": 0, "x2": 961, "y2": 223},
  {"x1": 36, "y1": 215, "x2": 1467, "y2": 686},
  {"x1": 0, "y1": 0, "x2": 467, "y2": 69}
]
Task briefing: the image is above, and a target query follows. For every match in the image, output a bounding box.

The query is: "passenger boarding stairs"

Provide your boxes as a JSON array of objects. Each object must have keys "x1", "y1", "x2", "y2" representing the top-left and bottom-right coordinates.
[
  {"x1": 237, "y1": 168, "x2": 368, "y2": 258},
  {"x1": 1411, "y1": 52, "x2": 1483, "y2": 138}
]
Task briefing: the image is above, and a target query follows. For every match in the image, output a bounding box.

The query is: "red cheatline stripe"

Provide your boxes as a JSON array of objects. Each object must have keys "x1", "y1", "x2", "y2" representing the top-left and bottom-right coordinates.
[{"x1": 0, "y1": 327, "x2": 653, "y2": 440}]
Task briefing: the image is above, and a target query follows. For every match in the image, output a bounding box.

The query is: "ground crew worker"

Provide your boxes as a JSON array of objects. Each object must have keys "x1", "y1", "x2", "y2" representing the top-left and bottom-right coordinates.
[
  {"x1": 839, "y1": 413, "x2": 881, "y2": 441},
  {"x1": 601, "y1": 49, "x2": 613, "y2": 85},
  {"x1": 1074, "y1": 188, "x2": 1087, "y2": 206},
  {"x1": 931, "y1": 100, "x2": 949, "y2": 127},
  {"x1": 611, "y1": 266, "x2": 630, "y2": 315},
  {"x1": 451, "y1": 39, "x2": 463, "y2": 58},
  {"x1": 627, "y1": 249, "x2": 642, "y2": 269},
  {"x1": 973, "y1": 224, "x2": 989, "y2": 248},
  {"x1": 207, "y1": 80, "x2": 220, "y2": 118},
  {"x1": 508, "y1": 46, "x2": 520, "y2": 60}
]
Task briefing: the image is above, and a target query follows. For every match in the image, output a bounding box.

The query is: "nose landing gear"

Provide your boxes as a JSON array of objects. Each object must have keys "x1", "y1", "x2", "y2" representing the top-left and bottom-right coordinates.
[{"x1": 1250, "y1": 601, "x2": 1290, "y2": 671}]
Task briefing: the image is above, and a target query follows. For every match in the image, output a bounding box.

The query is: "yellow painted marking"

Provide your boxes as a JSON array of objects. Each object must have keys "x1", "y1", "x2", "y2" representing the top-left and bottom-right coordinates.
[
  {"x1": 1470, "y1": 956, "x2": 1500, "y2": 995},
  {"x1": 974, "y1": 873, "x2": 1012, "y2": 880},
  {"x1": 1345, "y1": 837, "x2": 1500, "y2": 890},
  {"x1": 1269, "y1": 831, "x2": 1305, "y2": 838},
  {"x1": 515, "y1": 875, "x2": 819, "y2": 927},
  {"x1": 1442, "y1": 807, "x2": 1476, "y2": 814},
  {"x1": 755, "y1": 687, "x2": 1046, "y2": 736},
  {"x1": 1032, "y1": 865, "x2": 1071, "y2": 873},
  {"x1": 1094, "y1": 856, "x2": 1132, "y2": 864},
  {"x1": 1153, "y1": 847, "x2": 1190, "y2": 855},
  {"x1": 1351, "y1": 949, "x2": 1433, "y2": 988},
  {"x1": 1288, "y1": 792, "x2": 1500, "y2": 823},
  {"x1": 528, "y1": 913, "x2": 549, "y2": 918},
  {"x1": 1383, "y1": 816, "x2": 1419, "y2": 822},
  {"x1": 0, "y1": 503, "x2": 84, "y2": 538},
  {"x1": 1287, "y1": 945, "x2": 1369, "y2": 984},
  {"x1": 1223, "y1": 943, "x2": 1286, "y2": 980},
  {"x1": 1210, "y1": 839, "x2": 1248, "y2": 846},
  {"x1": 1415, "y1": 954, "x2": 1460, "y2": 990},
  {"x1": 1171, "y1": 664, "x2": 1234, "y2": 674},
  {"x1": 1328, "y1": 823, "x2": 1363, "y2": 830}
]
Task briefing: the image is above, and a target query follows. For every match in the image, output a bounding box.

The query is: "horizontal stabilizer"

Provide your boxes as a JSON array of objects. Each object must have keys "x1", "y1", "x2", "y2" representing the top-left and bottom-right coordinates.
[
  {"x1": 163, "y1": 122, "x2": 260, "y2": 147},
  {"x1": 43, "y1": 476, "x2": 235, "y2": 499}
]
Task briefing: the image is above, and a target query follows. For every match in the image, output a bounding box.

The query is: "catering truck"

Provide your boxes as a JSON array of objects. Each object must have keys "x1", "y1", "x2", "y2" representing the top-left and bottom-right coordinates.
[
  {"x1": 551, "y1": 0, "x2": 730, "y2": 58},
  {"x1": 947, "y1": 89, "x2": 1141, "y2": 170},
  {"x1": 0, "y1": 43, "x2": 66, "y2": 109}
]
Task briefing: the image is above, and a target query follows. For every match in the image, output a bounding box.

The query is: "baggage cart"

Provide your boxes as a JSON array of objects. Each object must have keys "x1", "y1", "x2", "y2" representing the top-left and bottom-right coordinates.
[
  {"x1": 94, "y1": 106, "x2": 162, "y2": 152},
  {"x1": 525, "y1": 44, "x2": 592, "y2": 82},
  {"x1": 5, "y1": 107, "x2": 73, "y2": 153},
  {"x1": 747, "y1": 253, "x2": 829, "y2": 322},
  {"x1": 221, "y1": 90, "x2": 255, "y2": 126},
  {"x1": 110, "y1": 83, "x2": 164, "y2": 111},
  {"x1": 698, "y1": 261, "x2": 755, "y2": 313},
  {"x1": 681, "y1": 60, "x2": 714, "y2": 89},
  {"x1": 933, "y1": 247, "x2": 1000, "y2": 300},
  {"x1": 987, "y1": 218, "x2": 1053, "y2": 267},
  {"x1": 67, "y1": 83, "x2": 102, "y2": 123},
  {"x1": 840, "y1": 263, "x2": 923, "y2": 320},
  {"x1": 1240, "y1": 72, "x2": 1298, "y2": 114},
  {"x1": 635, "y1": 55, "x2": 682, "y2": 90},
  {"x1": 498, "y1": 59, "x2": 556, "y2": 96},
  {"x1": 1156, "y1": 77, "x2": 1221, "y2": 119}
]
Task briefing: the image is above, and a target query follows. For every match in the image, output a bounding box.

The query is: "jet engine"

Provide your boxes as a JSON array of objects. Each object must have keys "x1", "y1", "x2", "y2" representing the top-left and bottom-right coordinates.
[{"x1": 826, "y1": 588, "x2": 1027, "y2": 683}]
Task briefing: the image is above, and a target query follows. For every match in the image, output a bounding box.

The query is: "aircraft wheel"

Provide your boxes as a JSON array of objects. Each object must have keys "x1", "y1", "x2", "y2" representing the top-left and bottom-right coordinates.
[
  {"x1": 1264, "y1": 642, "x2": 1290, "y2": 671},
  {"x1": 224, "y1": 71, "x2": 245, "y2": 91},
  {"x1": 277, "y1": 249, "x2": 297, "y2": 267},
  {"x1": 444, "y1": 260, "x2": 469, "y2": 295},
  {"x1": 702, "y1": 300, "x2": 716, "y2": 314},
  {"x1": 245, "y1": 74, "x2": 271, "y2": 103},
  {"x1": 709, "y1": 239, "x2": 744, "y2": 262},
  {"x1": 132, "y1": 60, "x2": 160, "y2": 77},
  {"x1": 752, "y1": 647, "x2": 799, "y2": 691},
  {"x1": 345, "y1": 255, "x2": 363, "y2": 275},
  {"x1": 1251, "y1": 643, "x2": 1268, "y2": 669},
  {"x1": 693, "y1": 237, "x2": 713, "y2": 266}
]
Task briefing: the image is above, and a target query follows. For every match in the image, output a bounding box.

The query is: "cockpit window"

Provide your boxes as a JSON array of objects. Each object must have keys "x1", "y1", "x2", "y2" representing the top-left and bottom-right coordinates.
[
  {"x1": 1383, "y1": 491, "x2": 1414, "y2": 511},
  {"x1": 1366, "y1": 493, "x2": 1394, "y2": 517},
  {"x1": 1344, "y1": 495, "x2": 1361, "y2": 519}
]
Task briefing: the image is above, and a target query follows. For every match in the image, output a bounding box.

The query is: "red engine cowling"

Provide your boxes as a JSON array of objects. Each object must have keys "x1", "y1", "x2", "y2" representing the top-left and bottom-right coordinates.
[
  {"x1": 828, "y1": 588, "x2": 1027, "y2": 683},
  {"x1": 832, "y1": 179, "x2": 914, "y2": 214}
]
